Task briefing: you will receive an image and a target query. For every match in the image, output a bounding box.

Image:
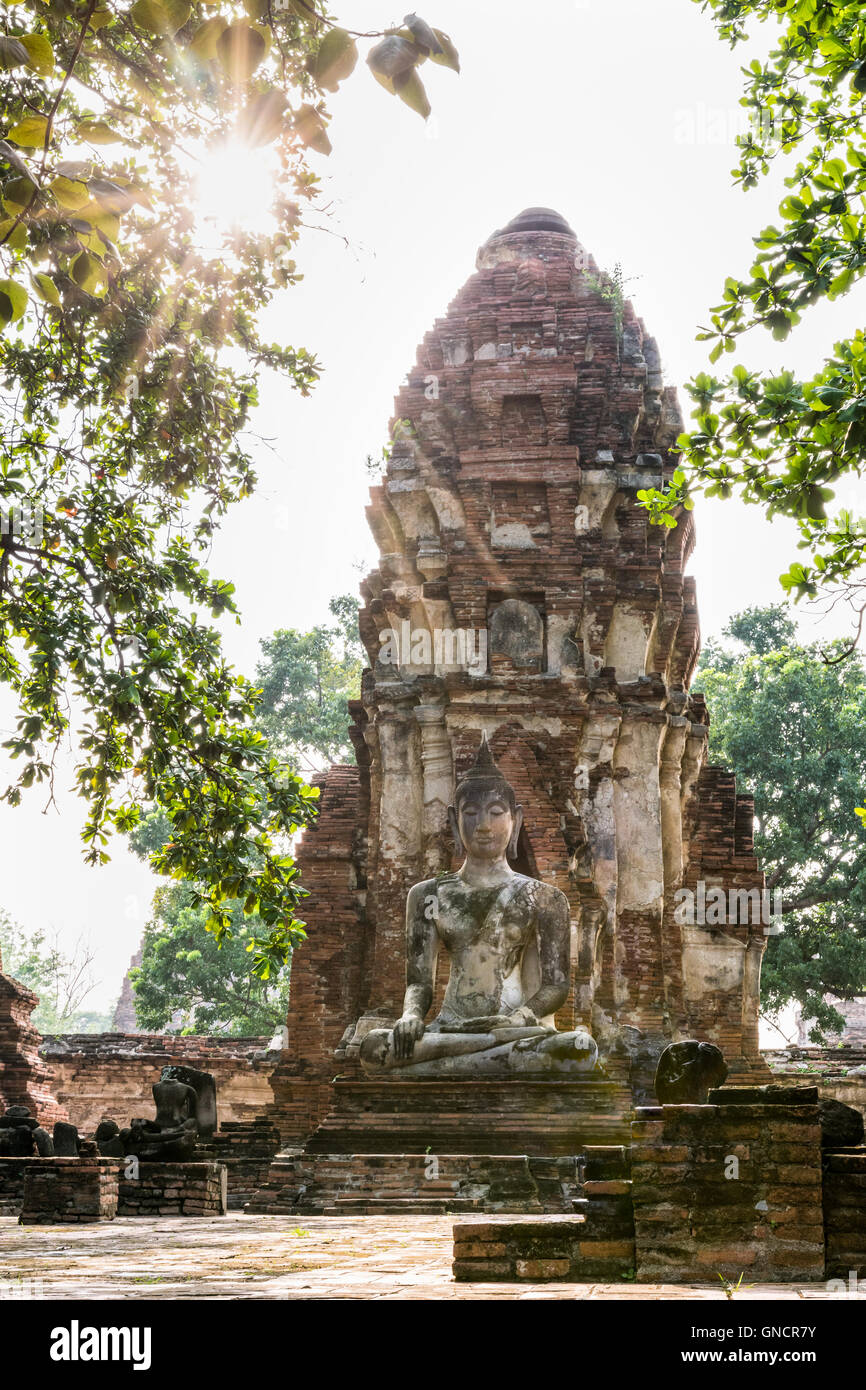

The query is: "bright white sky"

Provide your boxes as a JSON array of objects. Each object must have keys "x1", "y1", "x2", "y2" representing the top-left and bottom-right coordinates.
[{"x1": 2, "y1": 0, "x2": 864, "y2": 1016}]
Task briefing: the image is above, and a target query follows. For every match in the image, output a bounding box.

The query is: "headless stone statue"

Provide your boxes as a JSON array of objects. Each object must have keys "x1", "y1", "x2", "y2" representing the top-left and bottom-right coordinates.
[
  {"x1": 52, "y1": 1121, "x2": 81, "y2": 1157},
  {"x1": 360, "y1": 735, "x2": 598, "y2": 1077},
  {"x1": 120, "y1": 1065, "x2": 216, "y2": 1162},
  {"x1": 0, "y1": 1105, "x2": 54, "y2": 1156},
  {"x1": 654, "y1": 1040, "x2": 728, "y2": 1104},
  {"x1": 95, "y1": 1119, "x2": 124, "y2": 1158}
]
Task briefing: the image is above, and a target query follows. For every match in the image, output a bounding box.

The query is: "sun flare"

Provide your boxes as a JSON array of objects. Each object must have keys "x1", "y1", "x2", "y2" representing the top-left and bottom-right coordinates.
[{"x1": 192, "y1": 138, "x2": 277, "y2": 237}]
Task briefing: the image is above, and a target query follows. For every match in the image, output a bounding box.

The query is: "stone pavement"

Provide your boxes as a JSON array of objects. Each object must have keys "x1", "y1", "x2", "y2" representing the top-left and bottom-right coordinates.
[{"x1": 0, "y1": 1213, "x2": 860, "y2": 1300}]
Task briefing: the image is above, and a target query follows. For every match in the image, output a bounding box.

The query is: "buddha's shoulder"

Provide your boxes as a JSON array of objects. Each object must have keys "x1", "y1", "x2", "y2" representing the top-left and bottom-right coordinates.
[
  {"x1": 407, "y1": 875, "x2": 453, "y2": 903},
  {"x1": 515, "y1": 875, "x2": 569, "y2": 909}
]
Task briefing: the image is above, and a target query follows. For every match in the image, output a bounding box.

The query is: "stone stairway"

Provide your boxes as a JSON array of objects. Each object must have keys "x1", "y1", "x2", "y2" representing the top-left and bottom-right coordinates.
[{"x1": 247, "y1": 1145, "x2": 631, "y2": 1217}]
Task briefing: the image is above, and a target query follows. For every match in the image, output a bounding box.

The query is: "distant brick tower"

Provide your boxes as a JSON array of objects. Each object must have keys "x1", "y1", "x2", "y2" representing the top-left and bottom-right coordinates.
[
  {"x1": 269, "y1": 208, "x2": 770, "y2": 1147},
  {"x1": 112, "y1": 948, "x2": 143, "y2": 1033}
]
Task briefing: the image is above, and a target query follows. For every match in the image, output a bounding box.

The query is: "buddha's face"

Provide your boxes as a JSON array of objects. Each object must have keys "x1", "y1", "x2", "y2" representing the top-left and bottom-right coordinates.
[{"x1": 453, "y1": 784, "x2": 521, "y2": 862}]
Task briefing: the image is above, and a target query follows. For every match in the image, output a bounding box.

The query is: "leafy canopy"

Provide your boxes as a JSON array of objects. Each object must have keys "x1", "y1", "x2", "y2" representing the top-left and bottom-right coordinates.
[
  {"x1": 125, "y1": 596, "x2": 362, "y2": 1030},
  {"x1": 638, "y1": 0, "x2": 866, "y2": 627},
  {"x1": 0, "y1": 3, "x2": 457, "y2": 977},
  {"x1": 129, "y1": 883, "x2": 291, "y2": 1033},
  {"x1": 255, "y1": 593, "x2": 363, "y2": 769},
  {"x1": 696, "y1": 604, "x2": 866, "y2": 1039}
]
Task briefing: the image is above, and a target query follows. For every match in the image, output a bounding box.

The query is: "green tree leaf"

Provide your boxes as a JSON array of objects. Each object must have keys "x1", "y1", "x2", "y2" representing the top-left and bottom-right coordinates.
[
  {"x1": 30, "y1": 270, "x2": 60, "y2": 306},
  {"x1": 0, "y1": 36, "x2": 29, "y2": 70},
  {"x1": 0, "y1": 278, "x2": 28, "y2": 321},
  {"x1": 76, "y1": 119, "x2": 123, "y2": 144},
  {"x1": 430, "y1": 28, "x2": 460, "y2": 71},
  {"x1": 216, "y1": 22, "x2": 267, "y2": 83},
  {"x1": 19, "y1": 32, "x2": 54, "y2": 76},
  {"x1": 306, "y1": 27, "x2": 357, "y2": 92},
  {"x1": 7, "y1": 116, "x2": 49, "y2": 148}
]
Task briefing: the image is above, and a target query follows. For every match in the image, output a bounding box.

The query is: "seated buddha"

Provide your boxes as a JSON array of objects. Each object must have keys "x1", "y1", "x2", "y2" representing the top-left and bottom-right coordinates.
[{"x1": 360, "y1": 734, "x2": 598, "y2": 1077}]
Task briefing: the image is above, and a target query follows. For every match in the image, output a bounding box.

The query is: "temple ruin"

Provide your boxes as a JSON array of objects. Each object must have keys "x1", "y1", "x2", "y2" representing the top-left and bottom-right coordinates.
[
  {"x1": 264, "y1": 206, "x2": 771, "y2": 1166},
  {"x1": 2, "y1": 209, "x2": 865, "y2": 1286}
]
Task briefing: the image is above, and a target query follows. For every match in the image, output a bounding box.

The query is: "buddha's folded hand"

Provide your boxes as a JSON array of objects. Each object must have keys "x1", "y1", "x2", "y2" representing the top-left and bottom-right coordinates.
[
  {"x1": 393, "y1": 1014, "x2": 426, "y2": 1059},
  {"x1": 505, "y1": 1005, "x2": 539, "y2": 1027}
]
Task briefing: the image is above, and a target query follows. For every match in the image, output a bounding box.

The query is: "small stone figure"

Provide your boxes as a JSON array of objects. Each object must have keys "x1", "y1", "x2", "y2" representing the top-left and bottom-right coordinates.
[
  {"x1": 52, "y1": 1121, "x2": 81, "y2": 1157},
  {"x1": 95, "y1": 1120, "x2": 124, "y2": 1158},
  {"x1": 120, "y1": 1065, "x2": 217, "y2": 1162},
  {"x1": 654, "y1": 1040, "x2": 728, "y2": 1104},
  {"x1": 360, "y1": 735, "x2": 598, "y2": 1077},
  {"x1": 0, "y1": 1104, "x2": 54, "y2": 1156}
]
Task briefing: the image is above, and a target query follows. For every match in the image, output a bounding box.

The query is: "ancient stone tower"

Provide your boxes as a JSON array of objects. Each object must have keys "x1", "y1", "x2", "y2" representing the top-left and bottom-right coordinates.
[{"x1": 269, "y1": 207, "x2": 770, "y2": 1147}]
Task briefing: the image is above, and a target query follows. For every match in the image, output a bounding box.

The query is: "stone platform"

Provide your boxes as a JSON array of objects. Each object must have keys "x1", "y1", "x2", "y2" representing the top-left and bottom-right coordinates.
[
  {"x1": 248, "y1": 1075, "x2": 634, "y2": 1215},
  {"x1": 303, "y1": 1077, "x2": 634, "y2": 1155}
]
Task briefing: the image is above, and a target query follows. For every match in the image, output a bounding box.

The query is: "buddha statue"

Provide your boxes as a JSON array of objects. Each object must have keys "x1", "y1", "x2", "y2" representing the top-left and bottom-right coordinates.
[
  {"x1": 360, "y1": 735, "x2": 598, "y2": 1077},
  {"x1": 120, "y1": 1064, "x2": 217, "y2": 1162}
]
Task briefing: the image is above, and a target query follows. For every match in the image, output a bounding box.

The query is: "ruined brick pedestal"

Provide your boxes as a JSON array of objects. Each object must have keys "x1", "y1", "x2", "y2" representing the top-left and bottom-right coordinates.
[
  {"x1": 450, "y1": 1145, "x2": 635, "y2": 1281},
  {"x1": 304, "y1": 1077, "x2": 633, "y2": 1156},
  {"x1": 248, "y1": 1077, "x2": 633, "y2": 1214},
  {"x1": 631, "y1": 1086, "x2": 825, "y2": 1282},
  {"x1": 19, "y1": 1158, "x2": 122, "y2": 1225},
  {"x1": 118, "y1": 1161, "x2": 228, "y2": 1217},
  {"x1": 0, "y1": 1157, "x2": 29, "y2": 1214}
]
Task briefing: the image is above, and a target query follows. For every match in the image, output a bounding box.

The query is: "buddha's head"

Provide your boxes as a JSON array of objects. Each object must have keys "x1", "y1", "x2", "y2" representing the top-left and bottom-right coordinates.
[{"x1": 448, "y1": 734, "x2": 523, "y2": 863}]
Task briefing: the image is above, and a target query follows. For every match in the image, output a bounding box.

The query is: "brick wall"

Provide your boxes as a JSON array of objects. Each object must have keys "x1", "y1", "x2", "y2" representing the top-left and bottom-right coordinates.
[{"x1": 38, "y1": 1033, "x2": 277, "y2": 1134}]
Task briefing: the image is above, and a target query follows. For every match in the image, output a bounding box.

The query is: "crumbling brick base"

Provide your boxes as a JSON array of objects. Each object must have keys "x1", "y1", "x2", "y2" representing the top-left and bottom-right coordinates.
[
  {"x1": 630, "y1": 1086, "x2": 825, "y2": 1282},
  {"x1": 117, "y1": 1161, "x2": 227, "y2": 1217},
  {"x1": 19, "y1": 1158, "x2": 122, "y2": 1224},
  {"x1": 453, "y1": 1206, "x2": 635, "y2": 1283},
  {"x1": 198, "y1": 1119, "x2": 281, "y2": 1210},
  {"x1": 247, "y1": 1152, "x2": 585, "y2": 1215}
]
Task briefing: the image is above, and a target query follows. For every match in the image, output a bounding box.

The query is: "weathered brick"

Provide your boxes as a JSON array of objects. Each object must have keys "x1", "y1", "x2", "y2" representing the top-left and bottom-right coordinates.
[{"x1": 515, "y1": 1259, "x2": 571, "y2": 1280}]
